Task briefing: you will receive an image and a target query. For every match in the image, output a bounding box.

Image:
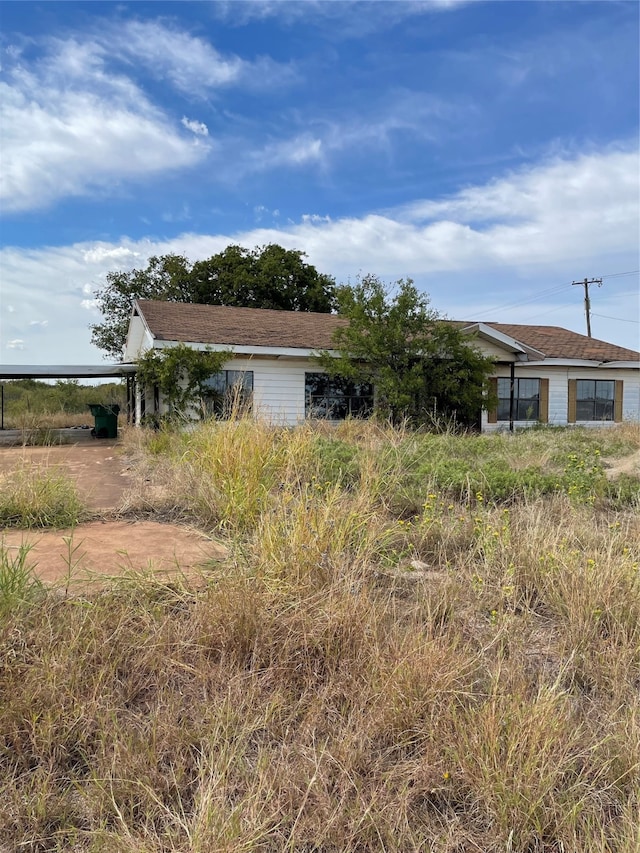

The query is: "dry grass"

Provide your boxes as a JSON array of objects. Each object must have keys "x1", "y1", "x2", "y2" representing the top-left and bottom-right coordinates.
[
  {"x1": 0, "y1": 464, "x2": 84, "y2": 528},
  {"x1": 1, "y1": 419, "x2": 639, "y2": 851}
]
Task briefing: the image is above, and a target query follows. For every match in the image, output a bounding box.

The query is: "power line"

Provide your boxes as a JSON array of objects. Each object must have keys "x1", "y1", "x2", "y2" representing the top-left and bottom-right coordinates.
[
  {"x1": 591, "y1": 312, "x2": 640, "y2": 324},
  {"x1": 470, "y1": 270, "x2": 638, "y2": 323},
  {"x1": 599, "y1": 270, "x2": 639, "y2": 279},
  {"x1": 471, "y1": 282, "x2": 571, "y2": 319},
  {"x1": 519, "y1": 300, "x2": 582, "y2": 321}
]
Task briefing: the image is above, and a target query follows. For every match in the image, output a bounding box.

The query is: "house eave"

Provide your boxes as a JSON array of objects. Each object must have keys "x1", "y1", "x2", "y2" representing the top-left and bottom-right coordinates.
[
  {"x1": 152, "y1": 340, "x2": 337, "y2": 359},
  {"x1": 521, "y1": 358, "x2": 639, "y2": 369},
  {"x1": 462, "y1": 322, "x2": 545, "y2": 361}
]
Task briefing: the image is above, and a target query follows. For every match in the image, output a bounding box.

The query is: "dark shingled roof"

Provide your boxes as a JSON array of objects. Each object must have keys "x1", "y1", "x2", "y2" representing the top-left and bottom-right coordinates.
[
  {"x1": 135, "y1": 300, "x2": 640, "y2": 363},
  {"x1": 136, "y1": 300, "x2": 347, "y2": 350},
  {"x1": 468, "y1": 323, "x2": 639, "y2": 362}
]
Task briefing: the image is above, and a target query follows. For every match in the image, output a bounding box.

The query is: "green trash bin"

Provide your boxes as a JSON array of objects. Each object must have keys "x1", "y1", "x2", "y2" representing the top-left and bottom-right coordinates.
[{"x1": 88, "y1": 404, "x2": 120, "y2": 439}]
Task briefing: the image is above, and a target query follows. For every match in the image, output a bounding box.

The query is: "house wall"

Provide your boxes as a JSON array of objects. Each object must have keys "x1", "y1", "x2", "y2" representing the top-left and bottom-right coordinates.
[
  {"x1": 138, "y1": 354, "x2": 326, "y2": 425},
  {"x1": 482, "y1": 365, "x2": 640, "y2": 432},
  {"x1": 130, "y1": 332, "x2": 638, "y2": 431}
]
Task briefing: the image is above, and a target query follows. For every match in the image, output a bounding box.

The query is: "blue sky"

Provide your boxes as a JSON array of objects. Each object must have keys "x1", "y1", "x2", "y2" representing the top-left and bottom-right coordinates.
[{"x1": 1, "y1": 0, "x2": 639, "y2": 364}]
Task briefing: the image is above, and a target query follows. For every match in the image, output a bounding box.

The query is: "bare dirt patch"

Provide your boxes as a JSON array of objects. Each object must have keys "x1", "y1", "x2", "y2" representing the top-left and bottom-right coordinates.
[
  {"x1": 0, "y1": 441, "x2": 227, "y2": 584},
  {"x1": 2, "y1": 521, "x2": 227, "y2": 586},
  {"x1": 603, "y1": 448, "x2": 640, "y2": 480},
  {"x1": 0, "y1": 441, "x2": 131, "y2": 511}
]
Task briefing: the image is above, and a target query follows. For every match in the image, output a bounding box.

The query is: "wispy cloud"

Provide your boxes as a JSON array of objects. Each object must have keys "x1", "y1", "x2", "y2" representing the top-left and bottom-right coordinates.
[
  {"x1": 0, "y1": 16, "x2": 298, "y2": 213},
  {"x1": 181, "y1": 117, "x2": 209, "y2": 137},
  {"x1": 0, "y1": 37, "x2": 209, "y2": 213},
  {"x1": 214, "y1": 0, "x2": 470, "y2": 33},
  {"x1": 107, "y1": 19, "x2": 295, "y2": 96}
]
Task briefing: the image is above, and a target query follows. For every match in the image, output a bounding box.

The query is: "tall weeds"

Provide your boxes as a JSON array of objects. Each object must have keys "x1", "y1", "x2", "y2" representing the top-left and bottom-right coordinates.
[
  {"x1": 2, "y1": 420, "x2": 638, "y2": 851},
  {"x1": 0, "y1": 464, "x2": 84, "y2": 527}
]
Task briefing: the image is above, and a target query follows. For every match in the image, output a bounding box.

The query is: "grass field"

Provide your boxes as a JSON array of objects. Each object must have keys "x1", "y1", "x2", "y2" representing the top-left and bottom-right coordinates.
[{"x1": 1, "y1": 419, "x2": 639, "y2": 851}]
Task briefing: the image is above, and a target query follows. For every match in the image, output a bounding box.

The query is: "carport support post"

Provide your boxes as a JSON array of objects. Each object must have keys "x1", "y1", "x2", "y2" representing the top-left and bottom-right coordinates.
[
  {"x1": 509, "y1": 362, "x2": 515, "y2": 433},
  {"x1": 1, "y1": 384, "x2": 4, "y2": 430},
  {"x1": 126, "y1": 374, "x2": 134, "y2": 425}
]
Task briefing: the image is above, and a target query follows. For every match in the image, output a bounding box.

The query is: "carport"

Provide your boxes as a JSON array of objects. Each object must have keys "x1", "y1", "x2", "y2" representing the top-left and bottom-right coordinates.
[{"x1": 0, "y1": 364, "x2": 137, "y2": 430}]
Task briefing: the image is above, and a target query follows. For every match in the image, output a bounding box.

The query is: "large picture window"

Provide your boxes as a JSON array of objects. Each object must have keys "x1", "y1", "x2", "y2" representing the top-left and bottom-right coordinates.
[
  {"x1": 202, "y1": 370, "x2": 253, "y2": 417},
  {"x1": 305, "y1": 373, "x2": 373, "y2": 420},
  {"x1": 576, "y1": 379, "x2": 615, "y2": 421},
  {"x1": 497, "y1": 378, "x2": 540, "y2": 421}
]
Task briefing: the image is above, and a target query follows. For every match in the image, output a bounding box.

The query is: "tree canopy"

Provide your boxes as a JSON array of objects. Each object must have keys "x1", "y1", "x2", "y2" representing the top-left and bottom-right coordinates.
[
  {"x1": 90, "y1": 244, "x2": 336, "y2": 359},
  {"x1": 318, "y1": 275, "x2": 496, "y2": 427}
]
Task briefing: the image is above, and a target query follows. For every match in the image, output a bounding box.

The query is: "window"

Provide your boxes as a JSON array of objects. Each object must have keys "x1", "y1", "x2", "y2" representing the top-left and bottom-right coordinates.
[
  {"x1": 497, "y1": 378, "x2": 540, "y2": 421},
  {"x1": 202, "y1": 370, "x2": 253, "y2": 417},
  {"x1": 575, "y1": 379, "x2": 615, "y2": 421},
  {"x1": 305, "y1": 373, "x2": 373, "y2": 420}
]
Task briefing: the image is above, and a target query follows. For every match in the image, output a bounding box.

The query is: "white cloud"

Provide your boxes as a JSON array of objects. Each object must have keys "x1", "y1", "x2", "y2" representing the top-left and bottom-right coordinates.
[
  {"x1": 29, "y1": 320, "x2": 48, "y2": 327},
  {"x1": 0, "y1": 37, "x2": 210, "y2": 213},
  {"x1": 1, "y1": 145, "x2": 638, "y2": 363},
  {"x1": 214, "y1": 0, "x2": 470, "y2": 32},
  {"x1": 182, "y1": 117, "x2": 209, "y2": 137},
  {"x1": 252, "y1": 135, "x2": 324, "y2": 170},
  {"x1": 108, "y1": 19, "x2": 295, "y2": 95},
  {"x1": 7, "y1": 339, "x2": 25, "y2": 350}
]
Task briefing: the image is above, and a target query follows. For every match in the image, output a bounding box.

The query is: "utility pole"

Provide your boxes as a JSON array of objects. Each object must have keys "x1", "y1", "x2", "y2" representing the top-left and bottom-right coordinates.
[{"x1": 572, "y1": 277, "x2": 602, "y2": 338}]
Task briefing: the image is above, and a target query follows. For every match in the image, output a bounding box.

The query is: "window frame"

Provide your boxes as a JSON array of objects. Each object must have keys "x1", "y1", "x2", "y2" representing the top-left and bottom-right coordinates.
[
  {"x1": 305, "y1": 373, "x2": 373, "y2": 421},
  {"x1": 575, "y1": 379, "x2": 615, "y2": 422},
  {"x1": 202, "y1": 370, "x2": 254, "y2": 418},
  {"x1": 496, "y1": 377, "x2": 541, "y2": 422}
]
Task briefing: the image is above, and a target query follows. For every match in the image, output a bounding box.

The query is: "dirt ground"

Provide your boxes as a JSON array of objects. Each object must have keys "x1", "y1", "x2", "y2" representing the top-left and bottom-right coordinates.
[
  {"x1": 0, "y1": 440, "x2": 227, "y2": 585},
  {"x1": 604, "y1": 448, "x2": 640, "y2": 480}
]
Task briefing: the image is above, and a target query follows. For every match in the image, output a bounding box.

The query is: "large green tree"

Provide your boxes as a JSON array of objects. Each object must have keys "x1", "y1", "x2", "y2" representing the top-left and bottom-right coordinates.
[
  {"x1": 90, "y1": 244, "x2": 336, "y2": 359},
  {"x1": 318, "y1": 275, "x2": 496, "y2": 427}
]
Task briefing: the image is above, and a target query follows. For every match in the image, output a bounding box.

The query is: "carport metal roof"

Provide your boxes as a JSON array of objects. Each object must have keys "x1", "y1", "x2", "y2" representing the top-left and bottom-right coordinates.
[{"x1": 0, "y1": 364, "x2": 137, "y2": 379}]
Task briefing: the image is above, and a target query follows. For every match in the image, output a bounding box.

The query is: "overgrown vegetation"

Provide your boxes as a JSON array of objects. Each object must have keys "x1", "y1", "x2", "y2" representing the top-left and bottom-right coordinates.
[
  {"x1": 0, "y1": 465, "x2": 84, "y2": 528},
  {"x1": 319, "y1": 276, "x2": 496, "y2": 426},
  {"x1": 1, "y1": 420, "x2": 639, "y2": 851},
  {"x1": 135, "y1": 344, "x2": 231, "y2": 424},
  {"x1": 1, "y1": 379, "x2": 125, "y2": 430}
]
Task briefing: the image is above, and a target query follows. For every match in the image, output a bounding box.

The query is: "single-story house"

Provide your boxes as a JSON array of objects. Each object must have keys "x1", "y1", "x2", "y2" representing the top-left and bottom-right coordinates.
[{"x1": 124, "y1": 299, "x2": 640, "y2": 431}]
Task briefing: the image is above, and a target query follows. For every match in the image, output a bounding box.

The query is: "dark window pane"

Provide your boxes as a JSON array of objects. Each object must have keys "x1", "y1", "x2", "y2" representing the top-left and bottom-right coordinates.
[
  {"x1": 594, "y1": 400, "x2": 614, "y2": 421},
  {"x1": 496, "y1": 377, "x2": 540, "y2": 421},
  {"x1": 576, "y1": 380, "x2": 595, "y2": 401},
  {"x1": 305, "y1": 373, "x2": 373, "y2": 420},
  {"x1": 203, "y1": 372, "x2": 226, "y2": 394},
  {"x1": 518, "y1": 379, "x2": 539, "y2": 400},
  {"x1": 203, "y1": 371, "x2": 253, "y2": 418},
  {"x1": 497, "y1": 400, "x2": 511, "y2": 421},
  {"x1": 596, "y1": 380, "x2": 614, "y2": 400},
  {"x1": 576, "y1": 379, "x2": 614, "y2": 420},
  {"x1": 576, "y1": 401, "x2": 594, "y2": 421},
  {"x1": 497, "y1": 378, "x2": 511, "y2": 397},
  {"x1": 517, "y1": 400, "x2": 539, "y2": 420}
]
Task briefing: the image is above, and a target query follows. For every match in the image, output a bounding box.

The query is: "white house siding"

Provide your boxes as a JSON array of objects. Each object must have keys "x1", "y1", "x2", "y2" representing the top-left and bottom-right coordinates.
[
  {"x1": 223, "y1": 356, "x2": 335, "y2": 425},
  {"x1": 138, "y1": 355, "x2": 325, "y2": 426},
  {"x1": 482, "y1": 365, "x2": 640, "y2": 432},
  {"x1": 473, "y1": 340, "x2": 518, "y2": 361}
]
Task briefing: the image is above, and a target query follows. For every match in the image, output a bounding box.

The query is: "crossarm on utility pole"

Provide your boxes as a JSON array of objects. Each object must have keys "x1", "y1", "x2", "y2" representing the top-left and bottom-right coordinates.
[{"x1": 571, "y1": 278, "x2": 603, "y2": 338}]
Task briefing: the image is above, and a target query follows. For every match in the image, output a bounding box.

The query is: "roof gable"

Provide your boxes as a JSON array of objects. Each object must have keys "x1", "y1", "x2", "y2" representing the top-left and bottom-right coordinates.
[{"x1": 481, "y1": 323, "x2": 639, "y2": 362}]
